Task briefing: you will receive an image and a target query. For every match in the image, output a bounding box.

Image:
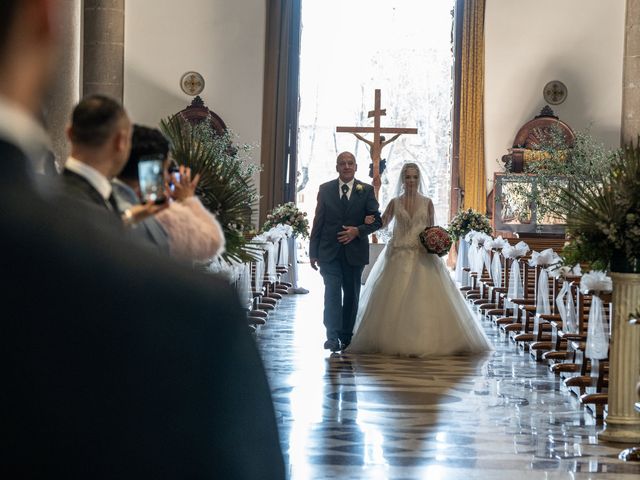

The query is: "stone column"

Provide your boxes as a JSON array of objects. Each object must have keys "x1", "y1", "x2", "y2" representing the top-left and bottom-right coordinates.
[
  {"x1": 41, "y1": 0, "x2": 82, "y2": 169},
  {"x1": 599, "y1": 273, "x2": 640, "y2": 443},
  {"x1": 83, "y1": 0, "x2": 125, "y2": 102},
  {"x1": 622, "y1": 0, "x2": 640, "y2": 145}
]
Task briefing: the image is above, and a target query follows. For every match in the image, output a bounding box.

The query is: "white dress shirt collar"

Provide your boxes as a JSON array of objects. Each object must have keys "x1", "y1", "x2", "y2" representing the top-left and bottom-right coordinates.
[
  {"x1": 65, "y1": 157, "x2": 113, "y2": 200},
  {"x1": 0, "y1": 95, "x2": 51, "y2": 165},
  {"x1": 338, "y1": 178, "x2": 355, "y2": 200}
]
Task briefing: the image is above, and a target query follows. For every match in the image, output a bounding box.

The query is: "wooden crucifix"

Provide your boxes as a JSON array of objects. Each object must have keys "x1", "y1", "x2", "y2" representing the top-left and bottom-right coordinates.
[{"x1": 336, "y1": 89, "x2": 418, "y2": 200}]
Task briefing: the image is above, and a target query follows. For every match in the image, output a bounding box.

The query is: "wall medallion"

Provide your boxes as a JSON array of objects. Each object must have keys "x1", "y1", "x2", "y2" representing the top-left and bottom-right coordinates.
[
  {"x1": 180, "y1": 71, "x2": 205, "y2": 96},
  {"x1": 543, "y1": 80, "x2": 567, "y2": 105}
]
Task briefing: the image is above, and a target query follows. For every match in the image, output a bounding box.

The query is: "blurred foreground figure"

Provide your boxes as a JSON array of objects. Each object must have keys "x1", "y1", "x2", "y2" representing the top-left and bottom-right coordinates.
[{"x1": 0, "y1": 1, "x2": 285, "y2": 478}]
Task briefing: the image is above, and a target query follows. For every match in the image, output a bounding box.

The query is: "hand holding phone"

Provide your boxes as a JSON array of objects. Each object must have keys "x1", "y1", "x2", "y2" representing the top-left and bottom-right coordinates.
[{"x1": 170, "y1": 165, "x2": 201, "y2": 202}]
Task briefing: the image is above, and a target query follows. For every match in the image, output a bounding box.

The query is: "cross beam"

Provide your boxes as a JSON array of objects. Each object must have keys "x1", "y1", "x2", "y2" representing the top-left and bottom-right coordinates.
[{"x1": 336, "y1": 89, "x2": 418, "y2": 200}]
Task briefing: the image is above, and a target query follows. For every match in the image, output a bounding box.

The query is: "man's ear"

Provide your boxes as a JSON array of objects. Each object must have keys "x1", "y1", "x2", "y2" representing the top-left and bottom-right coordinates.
[{"x1": 114, "y1": 128, "x2": 128, "y2": 152}]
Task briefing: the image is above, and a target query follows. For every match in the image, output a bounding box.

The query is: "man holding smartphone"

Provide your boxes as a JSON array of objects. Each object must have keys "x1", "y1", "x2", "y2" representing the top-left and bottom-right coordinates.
[{"x1": 59, "y1": 94, "x2": 168, "y2": 235}]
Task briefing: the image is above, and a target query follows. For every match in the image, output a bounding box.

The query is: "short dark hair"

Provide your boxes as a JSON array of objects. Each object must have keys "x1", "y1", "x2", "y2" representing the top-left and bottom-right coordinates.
[
  {"x1": 69, "y1": 95, "x2": 127, "y2": 147},
  {"x1": 119, "y1": 124, "x2": 170, "y2": 181},
  {"x1": 0, "y1": 0, "x2": 20, "y2": 60}
]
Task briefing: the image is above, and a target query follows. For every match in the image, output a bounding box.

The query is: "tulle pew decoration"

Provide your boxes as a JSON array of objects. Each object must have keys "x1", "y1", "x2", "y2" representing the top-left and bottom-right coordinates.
[
  {"x1": 501, "y1": 241, "x2": 530, "y2": 313},
  {"x1": 463, "y1": 230, "x2": 480, "y2": 287},
  {"x1": 550, "y1": 264, "x2": 582, "y2": 334},
  {"x1": 580, "y1": 271, "x2": 613, "y2": 360},
  {"x1": 484, "y1": 236, "x2": 509, "y2": 288},
  {"x1": 471, "y1": 232, "x2": 492, "y2": 276},
  {"x1": 264, "y1": 224, "x2": 293, "y2": 268},
  {"x1": 454, "y1": 236, "x2": 470, "y2": 283},
  {"x1": 528, "y1": 248, "x2": 562, "y2": 317}
]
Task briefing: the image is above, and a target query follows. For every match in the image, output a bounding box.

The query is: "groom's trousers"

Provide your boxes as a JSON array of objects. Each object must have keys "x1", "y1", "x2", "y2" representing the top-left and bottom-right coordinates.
[{"x1": 319, "y1": 248, "x2": 364, "y2": 344}]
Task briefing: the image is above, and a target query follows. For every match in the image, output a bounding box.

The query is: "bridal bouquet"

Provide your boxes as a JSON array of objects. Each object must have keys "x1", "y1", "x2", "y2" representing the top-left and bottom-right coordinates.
[
  {"x1": 419, "y1": 226, "x2": 453, "y2": 257},
  {"x1": 262, "y1": 202, "x2": 310, "y2": 238},
  {"x1": 448, "y1": 208, "x2": 493, "y2": 241}
]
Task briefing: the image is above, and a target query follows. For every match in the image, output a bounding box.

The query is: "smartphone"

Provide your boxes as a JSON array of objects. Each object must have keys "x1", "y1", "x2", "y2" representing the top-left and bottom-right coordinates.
[{"x1": 138, "y1": 155, "x2": 166, "y2": 204}]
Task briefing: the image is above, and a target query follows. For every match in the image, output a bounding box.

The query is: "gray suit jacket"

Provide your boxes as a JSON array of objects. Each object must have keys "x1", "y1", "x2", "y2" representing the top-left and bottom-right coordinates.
[{"x1": 112, "y1": 180, "x2": 170, "y2": 256}]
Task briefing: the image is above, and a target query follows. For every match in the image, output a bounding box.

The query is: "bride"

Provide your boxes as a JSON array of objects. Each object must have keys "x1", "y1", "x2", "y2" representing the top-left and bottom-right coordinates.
[{"x1": 346, "y1": 162, "x2": 492, "y2": 357}]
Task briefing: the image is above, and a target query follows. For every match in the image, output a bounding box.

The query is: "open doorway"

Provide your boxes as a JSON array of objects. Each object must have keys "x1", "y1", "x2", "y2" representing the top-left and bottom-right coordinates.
[{"x1": 296, "y1": 0, "x2": 455, "y2": 257}]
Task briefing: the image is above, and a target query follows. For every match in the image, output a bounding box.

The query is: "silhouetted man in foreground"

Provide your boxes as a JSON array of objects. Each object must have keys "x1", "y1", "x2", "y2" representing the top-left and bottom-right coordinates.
[{"x1": 0, "y1": 1, "x2": 284, "y2": 478}]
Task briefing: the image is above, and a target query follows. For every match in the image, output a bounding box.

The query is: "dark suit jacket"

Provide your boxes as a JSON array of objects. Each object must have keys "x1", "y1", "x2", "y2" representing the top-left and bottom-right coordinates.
[
  {"x1": 61, "y1": 168, "x2": 113, "y2": 211},
  {"x1": 0, "y1": 139, "x2": 285, "y2": 479},
  {"x1": 309, "y1": 178, "x2": 382, "y2": 265}
]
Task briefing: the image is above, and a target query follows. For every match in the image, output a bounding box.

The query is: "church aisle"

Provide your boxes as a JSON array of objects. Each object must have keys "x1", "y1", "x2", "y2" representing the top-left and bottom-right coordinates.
[{"x1": 256, "y1": 265, "x2": 640, "y2": 480}]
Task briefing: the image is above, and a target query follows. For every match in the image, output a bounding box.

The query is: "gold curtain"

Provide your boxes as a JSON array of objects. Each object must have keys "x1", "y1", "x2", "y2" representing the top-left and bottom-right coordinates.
[
  {"x1": 458, "y1": 0, "x2": 486, "y2": 213},
  {"x1": 260, "y1": 0, "x2": 301, "y2": 224}
]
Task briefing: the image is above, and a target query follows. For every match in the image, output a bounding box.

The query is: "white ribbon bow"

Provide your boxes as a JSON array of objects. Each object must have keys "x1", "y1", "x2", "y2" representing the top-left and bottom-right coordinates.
[
  {"x1": 528, "y1": 248, "x2": 561, "y2": 268},
  {"x1": 580, "y1": 271, "x2": 612, "y2": 360},
  {"x1": 502, "y1": 241, "x2": 529, "y2": 313},
  {"x1": 528, "y1": 249, "x2": 560, "y2": 316},
  {"x1": 454, "y1": 237, "x2": 470, "y2": 284},
  {"x1": 491, "y1": 253, "x2": 503, "y2": 288},
  {"x1": 556, "y1": 280, "x2": 578, "y2": 334}
]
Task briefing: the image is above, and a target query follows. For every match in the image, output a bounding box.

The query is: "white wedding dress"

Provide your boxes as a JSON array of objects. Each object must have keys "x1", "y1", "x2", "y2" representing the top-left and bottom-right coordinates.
[{"x1": 347, "y1": 195, "x2": 492, "y2": 357}]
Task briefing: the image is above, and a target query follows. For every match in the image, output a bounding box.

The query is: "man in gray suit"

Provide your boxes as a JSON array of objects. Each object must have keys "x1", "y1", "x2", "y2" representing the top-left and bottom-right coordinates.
[{"x1": 309, "y1": 151, "x2": 383, "y2": 351}]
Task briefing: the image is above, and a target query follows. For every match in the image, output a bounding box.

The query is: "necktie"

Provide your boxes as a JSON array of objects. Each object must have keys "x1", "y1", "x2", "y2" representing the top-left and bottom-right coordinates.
[
  {"x1": 341, "y1": 184, "x2": 349, "y2": 208},
  {"x1": 106, "y1": 193, "x2": 121, "y2": 214}
]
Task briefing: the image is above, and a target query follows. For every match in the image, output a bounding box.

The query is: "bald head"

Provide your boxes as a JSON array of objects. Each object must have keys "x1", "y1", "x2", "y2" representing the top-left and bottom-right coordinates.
[
  {"x1": 336, "y1": 151, "x2": 357, "y2": 183},
  {"x1": 67, "y1": 95, "x2": 133, "y2": 179}
]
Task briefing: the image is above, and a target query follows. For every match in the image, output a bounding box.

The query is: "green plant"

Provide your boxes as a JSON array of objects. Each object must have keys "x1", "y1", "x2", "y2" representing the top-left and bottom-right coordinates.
[
  {"x1": 548, "y1": 138, "x2": 640, "y2": 272},
  {"x1": 160, "y1": 114, "x2": 261, "y2": 264},
  {"x1": 501, "y1": 127, "x2": 617, "y2": 221}
]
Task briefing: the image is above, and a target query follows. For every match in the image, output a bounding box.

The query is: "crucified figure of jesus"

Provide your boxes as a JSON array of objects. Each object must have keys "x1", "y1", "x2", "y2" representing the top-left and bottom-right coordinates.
[
  {"x1": 353, "y1": 133, "x2": 401, "y2": 186},
  {"x1": 336, "y1": 89, "x2": 418, "y2": 200}
]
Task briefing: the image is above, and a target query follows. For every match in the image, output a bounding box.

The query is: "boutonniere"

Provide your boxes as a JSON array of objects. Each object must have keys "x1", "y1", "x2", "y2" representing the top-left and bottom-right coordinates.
[{"x1": 355, "y1": 183, "x2": 364, "y2": 194}]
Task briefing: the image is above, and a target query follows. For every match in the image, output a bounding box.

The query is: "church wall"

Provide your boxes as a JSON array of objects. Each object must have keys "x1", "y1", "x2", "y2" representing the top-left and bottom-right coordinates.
[
  {"x1": 484, "y1": 0, "x2": 626, "y2": 192},
  {"x1": 123, "y1": 0, "x2": 266, "y2": 198}
]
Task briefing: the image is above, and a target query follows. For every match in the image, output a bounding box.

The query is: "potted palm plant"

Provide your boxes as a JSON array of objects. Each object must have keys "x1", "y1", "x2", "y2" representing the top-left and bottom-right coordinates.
[
  {"x1": 160, "y1": 114, "x2": 260, "y2": 264},
  {"x1": 549, "y1": 139, "x2": 640, "y2": 444}
]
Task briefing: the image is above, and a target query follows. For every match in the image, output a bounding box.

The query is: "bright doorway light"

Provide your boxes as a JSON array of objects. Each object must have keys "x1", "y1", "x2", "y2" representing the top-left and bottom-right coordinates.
[{"x1": 297, "y1": 0, "x2": 455, "y2": 234}]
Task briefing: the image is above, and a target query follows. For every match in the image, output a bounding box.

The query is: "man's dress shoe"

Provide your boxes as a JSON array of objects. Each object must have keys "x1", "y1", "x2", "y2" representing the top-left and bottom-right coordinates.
[{"x1": 323, "y1": 339, "x2": 341, "y2": 352}]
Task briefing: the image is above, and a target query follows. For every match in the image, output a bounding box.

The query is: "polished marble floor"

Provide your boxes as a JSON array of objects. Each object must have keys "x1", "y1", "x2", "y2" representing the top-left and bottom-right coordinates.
[{"x1": 256, "y1": 265, "x2": 640, "y2": 479}]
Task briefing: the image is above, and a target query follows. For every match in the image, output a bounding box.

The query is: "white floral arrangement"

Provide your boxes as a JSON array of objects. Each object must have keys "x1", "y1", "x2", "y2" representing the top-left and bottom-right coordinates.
[
  {"x1": 262, "y1": 202, "x2": 310, "y2": 238},
  {"x1": 448, "y1": 209, "x2": 493, "y2": 241}
]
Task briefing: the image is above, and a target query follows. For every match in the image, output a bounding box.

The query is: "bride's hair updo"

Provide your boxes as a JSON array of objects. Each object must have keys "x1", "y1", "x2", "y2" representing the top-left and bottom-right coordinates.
[
  {"x1": 395, "y1": 162, "x2": 427, "y2": 196},
  {"x1": 400, "y1": 162, "x2": 420, "y2": 179}
]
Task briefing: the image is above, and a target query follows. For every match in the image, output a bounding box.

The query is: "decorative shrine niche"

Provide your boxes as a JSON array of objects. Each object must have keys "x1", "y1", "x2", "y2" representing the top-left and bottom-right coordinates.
[
  {"x1": 176, "y1": 95, "x2": 227, "y2": 134},
  {"x1": 491, "y1": 106, "x2": 576, "y2": 237}
]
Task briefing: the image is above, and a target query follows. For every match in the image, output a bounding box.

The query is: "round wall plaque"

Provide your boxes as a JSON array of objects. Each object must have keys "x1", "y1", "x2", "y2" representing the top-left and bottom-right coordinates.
[
  {"x1": 180, "y1": 71, "x2": 205, "y2": 96},
  {"x1": 543, "y1": 80, "x2": 567, "y2": 105}
]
